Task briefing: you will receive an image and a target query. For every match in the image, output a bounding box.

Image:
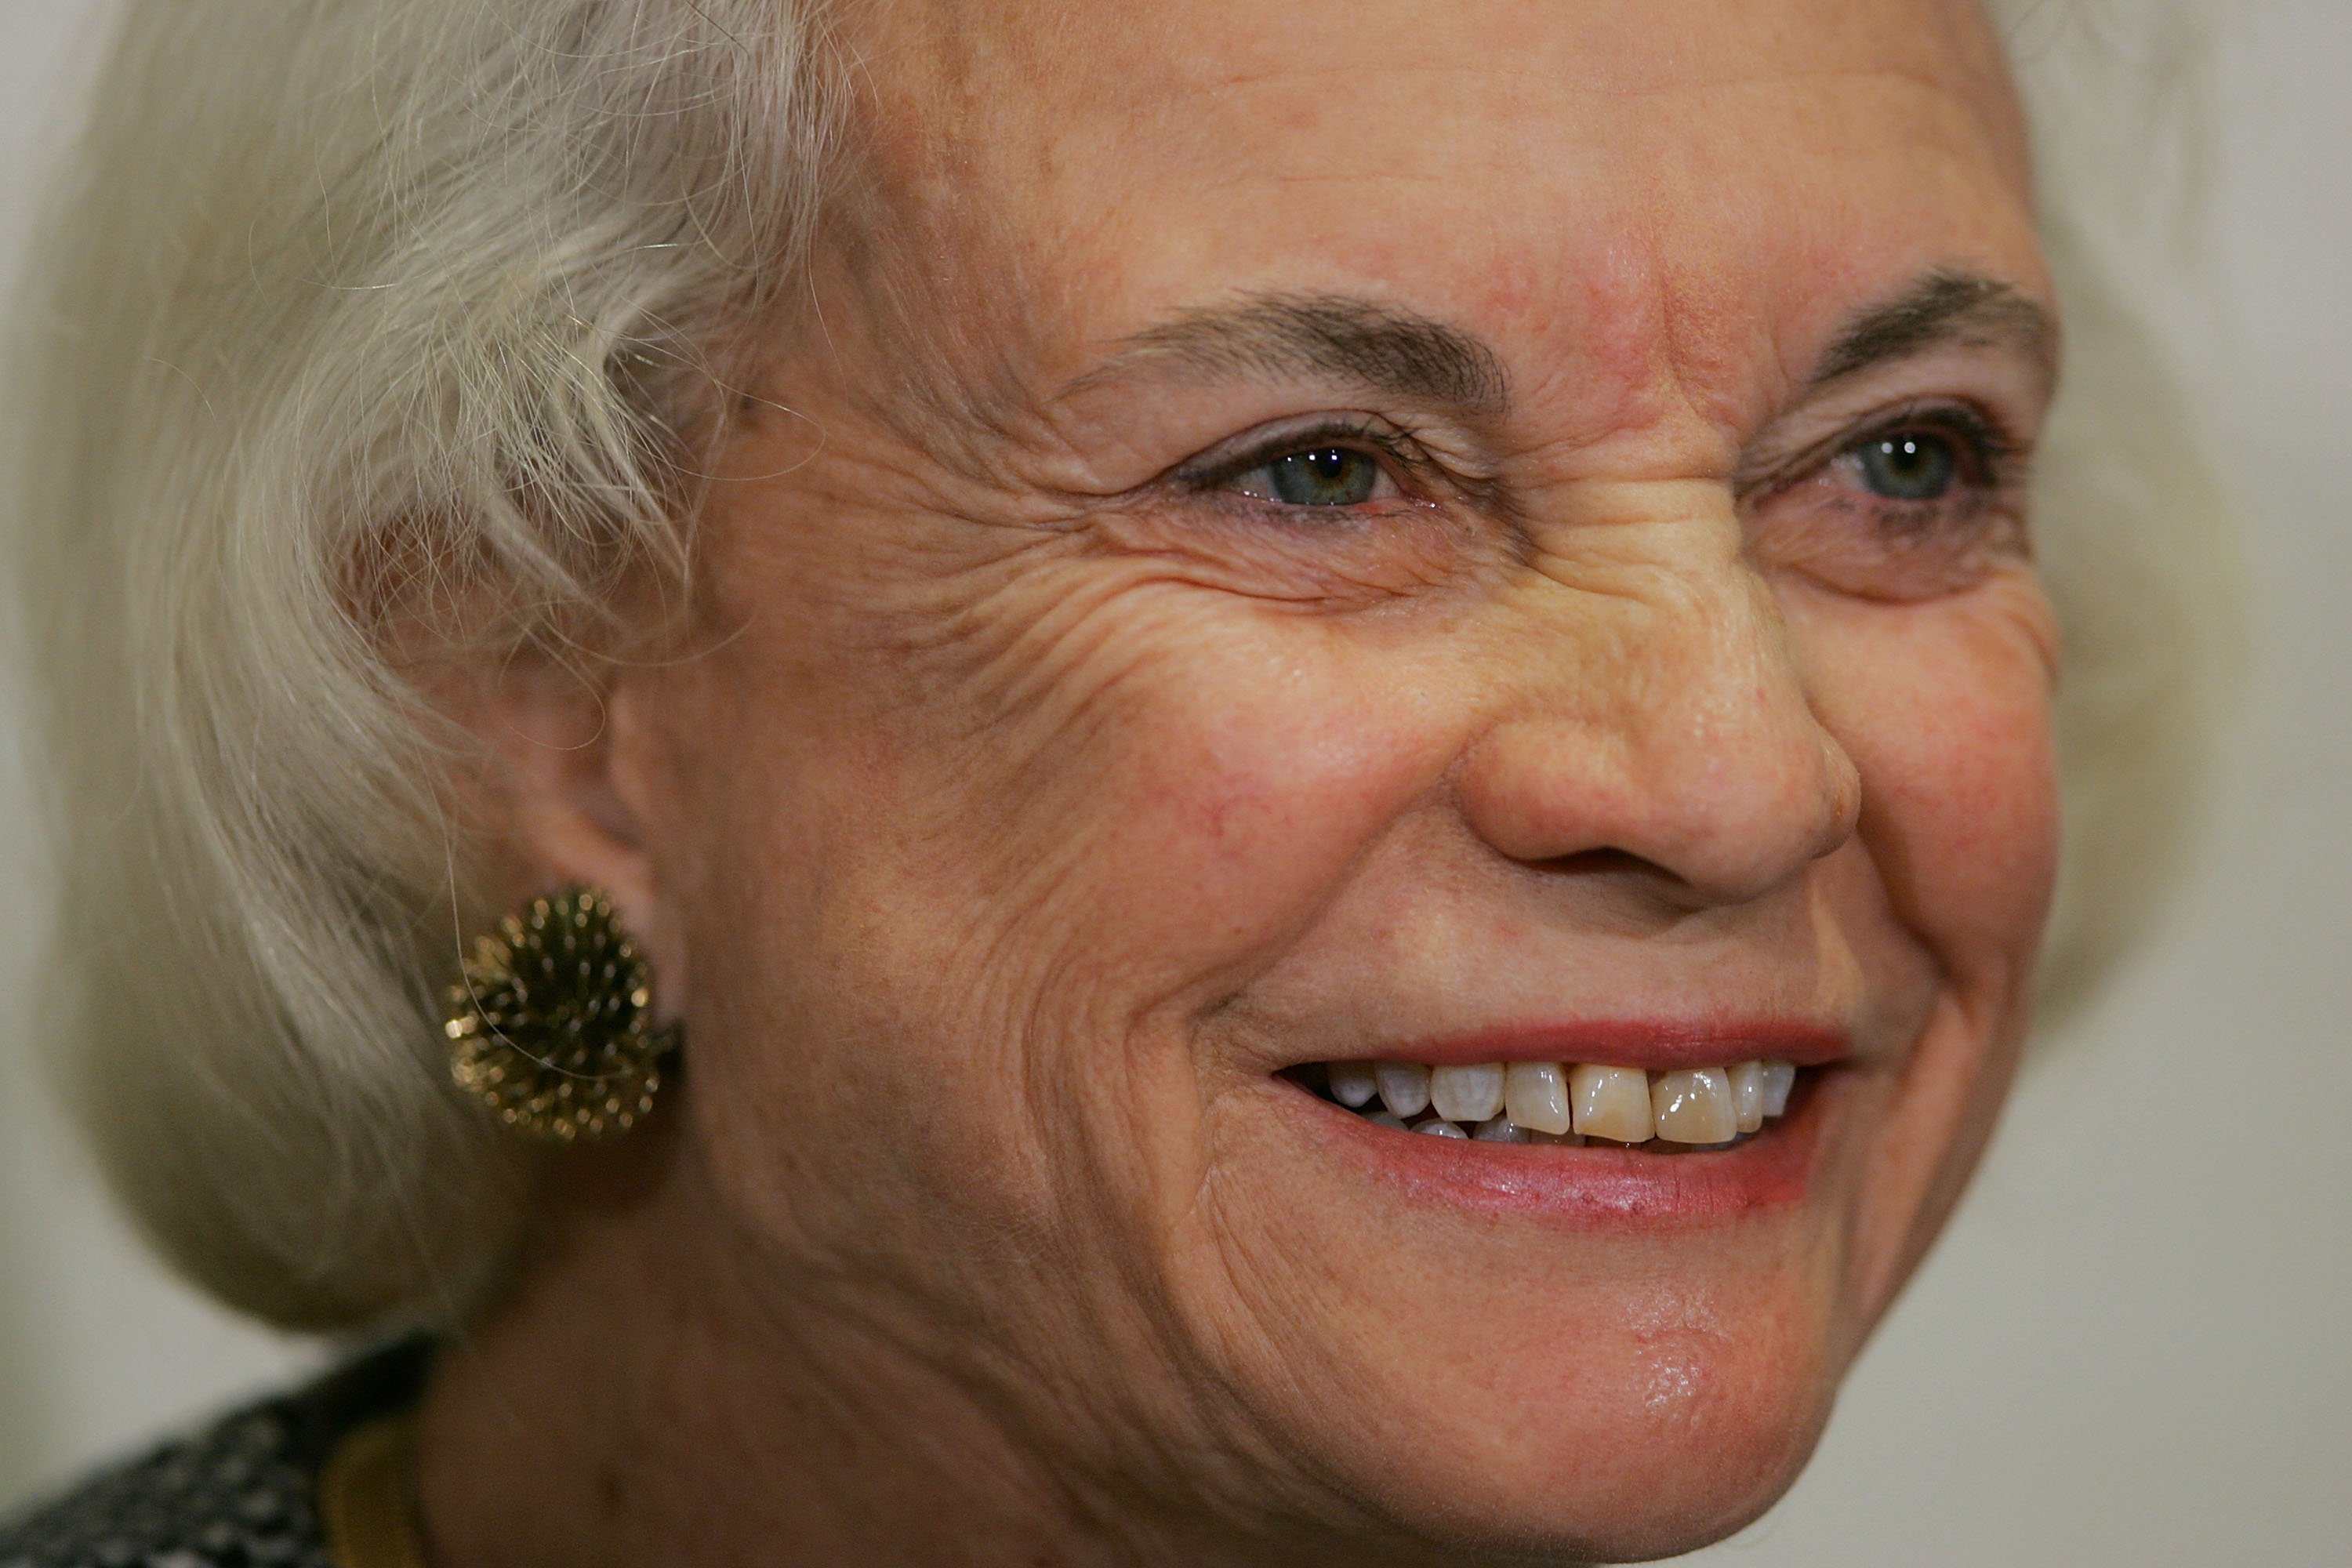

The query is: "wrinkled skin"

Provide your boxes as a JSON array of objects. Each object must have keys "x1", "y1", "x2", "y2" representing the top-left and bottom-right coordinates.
[{"x1": 416, "y1": 1, "x2": 2062, "y2": 1563}]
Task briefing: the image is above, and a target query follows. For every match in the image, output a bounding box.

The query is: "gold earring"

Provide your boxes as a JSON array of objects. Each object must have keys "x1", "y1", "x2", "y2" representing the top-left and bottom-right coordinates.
[{"x1": 444, "y1": 886, "x2": 678, "y2": 1142}]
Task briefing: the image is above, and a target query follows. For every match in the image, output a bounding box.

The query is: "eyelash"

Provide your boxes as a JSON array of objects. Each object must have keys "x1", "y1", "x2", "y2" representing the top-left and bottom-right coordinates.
[
  {"x1": 1178, "y1": 416, "x2": 1430, "y2": 501},
  {"x1": 1838, "y1": 401, "x2": 2022, "y2": 486},
  {"x1": 1816, "y1": 401, "x2": 2023, "y2": 500}
]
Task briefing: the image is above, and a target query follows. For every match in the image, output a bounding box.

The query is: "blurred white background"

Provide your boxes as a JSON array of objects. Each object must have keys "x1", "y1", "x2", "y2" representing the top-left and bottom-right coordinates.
[{"x1": 0, "y1": 2, "x2": 2345, "y2": 1563}]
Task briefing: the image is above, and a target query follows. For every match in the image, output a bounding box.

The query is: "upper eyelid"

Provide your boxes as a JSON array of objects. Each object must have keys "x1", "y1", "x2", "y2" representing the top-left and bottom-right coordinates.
[{"x1": 1174, "y1": 416, "x2": 1432, "y2": 491}]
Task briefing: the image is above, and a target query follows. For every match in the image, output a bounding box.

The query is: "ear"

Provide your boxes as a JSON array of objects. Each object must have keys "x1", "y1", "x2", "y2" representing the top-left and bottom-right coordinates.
[{"x1": 445, "y1": 645, "x2": 688, "y2": 1014}]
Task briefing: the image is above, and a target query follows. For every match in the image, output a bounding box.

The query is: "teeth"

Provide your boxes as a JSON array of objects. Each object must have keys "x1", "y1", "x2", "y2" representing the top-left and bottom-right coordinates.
[
  {"x1": 1651, "y1": 1067, "x2": 1737, "y2": 1145},
  {"x1": 1429, "y1": 1063, "x2": 1505, "y2": 1123},
  {"x1": 1330, "y1": 1057, "x2": 1802, "y2": 1151},
  {"x1": 1502, "y1": 1061, "x2": 1574, "y2": 1136},
  {"x1": 1570, "y1": 1065, "x2": 1655, "y2": 1144},
  {"x1": 1328, "y1": 1061, "x2": 1380, "y2": 1109},
  {"x1": 1726, "y1": 1060, "x2": 1768, "y2": 1134},
  {"x1": 1375, "y1": 1062, "x2": 1432, "y2": 1119}
]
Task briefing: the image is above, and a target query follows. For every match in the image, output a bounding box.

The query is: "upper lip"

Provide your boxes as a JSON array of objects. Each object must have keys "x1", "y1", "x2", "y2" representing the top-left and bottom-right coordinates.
[{"x1": 1312, "y1": 1019, "x2": 1851, "y2": 1072}]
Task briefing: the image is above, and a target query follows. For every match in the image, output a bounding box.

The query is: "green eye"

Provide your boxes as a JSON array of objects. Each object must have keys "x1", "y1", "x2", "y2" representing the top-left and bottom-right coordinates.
[
  {"x1": 1853, "y1": 431, "x2": 1959, "y2": 502},
  {"x1": 1260, "y1": 447, "x2": 1383, "y2": 506}
]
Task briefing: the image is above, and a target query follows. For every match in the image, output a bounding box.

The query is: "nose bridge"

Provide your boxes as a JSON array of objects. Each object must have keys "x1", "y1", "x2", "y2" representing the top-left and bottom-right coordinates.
[
  {"x1": 1461, "y1": 537, "x2": 1862, "y2": 906},
  {"x1": 1628, "y1": 565, "x2": 1858, "y2": 884}
]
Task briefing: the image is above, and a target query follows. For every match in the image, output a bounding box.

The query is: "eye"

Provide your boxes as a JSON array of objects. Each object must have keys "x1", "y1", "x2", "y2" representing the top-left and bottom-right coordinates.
[
  {"x1": 1225, "y1": 445, "x2": 1395, "y2": 508},
  {"x1": 1846, "y1": 430, "x2": 1961, "y2": 502},
  {"x1": 1750, "y1": 403, "x2": 2031, "y2": 601}
]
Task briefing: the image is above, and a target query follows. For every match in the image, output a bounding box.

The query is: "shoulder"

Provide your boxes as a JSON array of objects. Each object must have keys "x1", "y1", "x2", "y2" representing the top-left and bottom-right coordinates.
[{"x1": 0, "y1": 1340, "x2": 430, "y2": 1568}]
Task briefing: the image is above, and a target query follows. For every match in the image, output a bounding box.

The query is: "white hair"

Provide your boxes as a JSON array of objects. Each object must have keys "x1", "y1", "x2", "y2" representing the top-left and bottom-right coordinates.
[
  {"x1": 7, "y1": 0, "x2": 842, "y2": 1326},
  {"x1": 4, "y1": 0, "x2": 2234, "y2": 1330}
]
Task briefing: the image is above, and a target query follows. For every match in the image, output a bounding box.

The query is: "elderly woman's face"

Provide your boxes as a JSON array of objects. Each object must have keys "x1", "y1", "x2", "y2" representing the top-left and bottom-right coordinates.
[{"x1": 586, "y1": 0, "x2": 2057, "y2": 1556}]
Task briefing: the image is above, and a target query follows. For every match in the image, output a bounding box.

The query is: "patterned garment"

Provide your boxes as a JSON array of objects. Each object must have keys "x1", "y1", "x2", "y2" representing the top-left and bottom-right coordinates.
[{"x1": 0, "y1": 1343, "x2": 427, "y2": 1568}]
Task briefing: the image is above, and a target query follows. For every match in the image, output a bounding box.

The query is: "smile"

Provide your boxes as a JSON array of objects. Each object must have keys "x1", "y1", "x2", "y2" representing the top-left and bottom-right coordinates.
[
  {"x1": 1308, "y1": 1056, "x2": 1802, "y2": 1150},
  {"x1": 1283, "y1": 1041, "x2": 1845, "y2": 1225}
]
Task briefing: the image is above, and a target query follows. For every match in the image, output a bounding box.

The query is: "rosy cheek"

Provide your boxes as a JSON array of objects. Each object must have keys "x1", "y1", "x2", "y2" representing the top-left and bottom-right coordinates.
[
  {"x1": 1809, "y1": 593, "x2": 2061, "y2": 981},
  {"x1": 1093, "y1": 646, "x2": 1444, "y2": 963}
]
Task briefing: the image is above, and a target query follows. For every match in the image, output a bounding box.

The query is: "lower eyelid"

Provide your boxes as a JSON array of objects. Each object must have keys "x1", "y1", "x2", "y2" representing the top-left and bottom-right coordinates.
[{"x1": 1205, "y1": 492, "x2": 1425, "y2": 530}]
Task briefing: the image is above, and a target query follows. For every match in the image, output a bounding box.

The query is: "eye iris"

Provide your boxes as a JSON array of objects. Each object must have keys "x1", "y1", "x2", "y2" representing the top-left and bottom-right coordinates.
[
  {"x1": 1857, "y1": 432, "x2": 1958, "y2": 502},
  {"x1": 1267, "y1": 447, "x2": 1379, "y2": 506}
]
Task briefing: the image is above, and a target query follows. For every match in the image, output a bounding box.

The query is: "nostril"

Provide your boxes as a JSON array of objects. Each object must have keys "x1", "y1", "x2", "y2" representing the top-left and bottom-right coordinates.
[
  {"x1": 1455, "y1": 673, "x2": 1861, "y2": 905},
  {"x1": 1531, "y1": 848, "x2": 1657, "y2": 878}
]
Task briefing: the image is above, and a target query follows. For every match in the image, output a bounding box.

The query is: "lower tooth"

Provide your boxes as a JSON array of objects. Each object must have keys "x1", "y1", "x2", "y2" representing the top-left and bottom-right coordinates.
[
  {"x1": 1366, "y1": 1110, "x2": 1409, "y2": 1131},
  {"x1": 1472, "y1": 1113, "x2": 1526, "y2": 1143},
  {"x1": 1328, "y1": 1061, "x2": 1380, "y2": 1109},
  {"x1": 1411, "y1": 1116, "x2": 1468, "y2": 1139}
]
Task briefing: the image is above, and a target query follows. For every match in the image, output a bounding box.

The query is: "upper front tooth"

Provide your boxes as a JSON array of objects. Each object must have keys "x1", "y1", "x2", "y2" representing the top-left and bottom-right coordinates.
[
  {"x1": 1652, "y1": 1067, "x2": 1737, "y2": 1145},
  {"x1": 1502, "y1": 1061, "x2": 1573, "y2": 1135},
  {"x1": 1759, "y1": 1059, "x2": 1798, "y2": 1117},
  {"x1": 1570, "y1": 1065, "x2": 1654, "y2": 1144},
  {"x1": 1726, "y1": 1060, "x2": 1767, "y2": 1134},
  {"x1": 1429, "y1": 1063, "x2": 1505, "y2": 1123},
  {"x1": 1327, "y1": 1061, "x2": 1380, "y2": 1109},
  {"x1": 1375, "y1": 1062, "x2": 1432, "y2": 1118}
]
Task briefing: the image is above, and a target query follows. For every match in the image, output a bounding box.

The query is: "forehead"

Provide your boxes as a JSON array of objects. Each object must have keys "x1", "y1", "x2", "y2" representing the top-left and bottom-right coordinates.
[{"x1": 834, "y1": 0, "x2": 2038, "y2": 428}]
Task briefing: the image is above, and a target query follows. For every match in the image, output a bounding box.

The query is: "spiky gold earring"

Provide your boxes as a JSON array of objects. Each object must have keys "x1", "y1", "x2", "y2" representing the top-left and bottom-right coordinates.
[{"x1": 443, "y1": 886, "x2": 678, "y2": 1142}]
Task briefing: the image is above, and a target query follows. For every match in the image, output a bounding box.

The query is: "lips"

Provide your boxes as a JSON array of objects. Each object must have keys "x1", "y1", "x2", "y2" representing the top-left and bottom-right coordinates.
[{"x1": 1273, "y1": 1022, "x2": 1849, "y2": 1225}]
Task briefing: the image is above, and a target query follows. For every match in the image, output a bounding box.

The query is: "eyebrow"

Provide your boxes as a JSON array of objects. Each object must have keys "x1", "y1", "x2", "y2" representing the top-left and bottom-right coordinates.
[
  {"x1": 1810, "y1": 269, "x2": 2059, "y2": 387},
  {"x1": 1071, "y1": 269, "x2": 2053, "y2": 420},
  {"x1": 1079, "y1": 292, "x2": 1509, "y2": 416}
]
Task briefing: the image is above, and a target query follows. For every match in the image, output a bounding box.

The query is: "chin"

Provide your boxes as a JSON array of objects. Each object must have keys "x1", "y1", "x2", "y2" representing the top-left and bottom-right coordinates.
[
  {"x1": 1182, "y1": 1065, "x2": 1909, "y2": 1563},
  {"x1": 1344, "y1": 1294, "x2": 1839, "y2": 1563},
  {"x1": 1279, "y1": 1239, "x2": 1847, "y2": 1563}
]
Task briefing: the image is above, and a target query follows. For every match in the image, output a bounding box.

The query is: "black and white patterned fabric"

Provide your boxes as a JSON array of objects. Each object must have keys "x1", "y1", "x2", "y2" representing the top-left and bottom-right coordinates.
[{"x1": 0, "y1": 1342, "x2": 427, "y2": 1568}]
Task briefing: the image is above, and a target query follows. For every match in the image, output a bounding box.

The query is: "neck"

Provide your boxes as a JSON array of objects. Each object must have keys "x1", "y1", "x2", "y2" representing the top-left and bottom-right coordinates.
[
  {"x1": 409, "y1": 1134, "x2": 1546, "y2": 1568},
  {"x1": 410, "y1": 1142, "x2": 1375, "y2": 1568},
  {"x1": 413, "y1": 1154, "x2": 1104, "y2": 1566}
]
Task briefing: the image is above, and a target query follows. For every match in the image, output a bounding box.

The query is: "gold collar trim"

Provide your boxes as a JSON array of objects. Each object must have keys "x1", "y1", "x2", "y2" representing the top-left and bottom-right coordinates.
[{"x1": 317, "y1": 1413, "x2": 430, "y2": 1568}]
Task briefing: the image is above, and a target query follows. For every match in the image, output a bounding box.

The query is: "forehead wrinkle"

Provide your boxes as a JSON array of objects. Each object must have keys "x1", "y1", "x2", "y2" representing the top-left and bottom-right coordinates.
[{"x1": 1071, "y1": 293, "x2": 1510, "y2": 420}]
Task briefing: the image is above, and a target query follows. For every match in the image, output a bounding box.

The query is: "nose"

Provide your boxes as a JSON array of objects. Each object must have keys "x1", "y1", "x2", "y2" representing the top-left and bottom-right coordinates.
[{"x1": 1455, "y1": 551, "x2": 1862, "y2": 909}]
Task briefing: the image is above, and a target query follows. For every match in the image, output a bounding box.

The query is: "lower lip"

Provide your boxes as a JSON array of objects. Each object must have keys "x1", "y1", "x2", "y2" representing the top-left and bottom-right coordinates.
[{"x1": 1282, "y1": 1070, "x2": 1838, "y2": 1228}]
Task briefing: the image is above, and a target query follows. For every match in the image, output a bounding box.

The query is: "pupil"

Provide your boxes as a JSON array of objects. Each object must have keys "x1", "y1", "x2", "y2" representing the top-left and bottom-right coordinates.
[
  {"x1": 1268, "y1": 447, "x2": 1378, "y2": 506},
  {"x1": 1860, "y1": 433, "x2": 1957, "y2": 501}
]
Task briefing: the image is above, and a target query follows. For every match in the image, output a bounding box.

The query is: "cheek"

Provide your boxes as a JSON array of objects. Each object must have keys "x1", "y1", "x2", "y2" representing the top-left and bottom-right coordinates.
[
  {"x1": 1802, "y1": 585, "x2": 2061, "y2": 996},
  {"x1": 655, "y1": 556, "x2": 1465, "y2": 1131},
  {"x1": 1786, "y1": 579, "x2": 2057, "y2": 1324},
  {"x1": 839, "y1": 568, "x2": 1463, "y2": 1016},
  {"x1": 1076, "y1": 636, "x2": 1441, "y2": 992}
]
